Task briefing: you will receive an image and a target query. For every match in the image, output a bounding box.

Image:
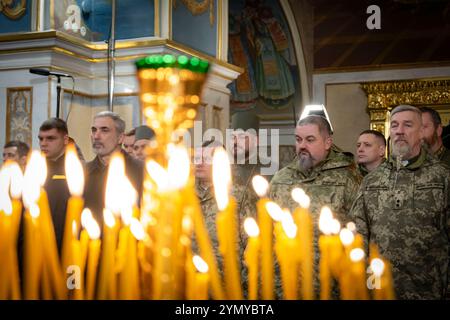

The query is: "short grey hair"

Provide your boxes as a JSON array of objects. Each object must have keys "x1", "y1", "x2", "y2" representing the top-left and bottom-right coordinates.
[
  {"x1": 94, "y1": 111, "x2": 126, "y2": 134},
  {"x1": 297, "y1": 115, "x2": 333, "y2": 137},
  {"x1": 390, "y1": 105, "x2": 422, "y2": 125}
]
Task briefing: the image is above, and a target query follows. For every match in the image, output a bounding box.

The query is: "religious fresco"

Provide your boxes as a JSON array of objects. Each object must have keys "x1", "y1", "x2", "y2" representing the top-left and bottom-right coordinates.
[
  {"x1": 228, "y1": 0, "x2": 299, "y2": 113},
  {"x1": 172, "y1": 0, "x2": 217, "y2": 57},
  {"x1": 0, "y1": 0, "x2": 32, "y2": 33},
  {"x1": 52, "y1": 0, "x2": 155, "y2": 41},
  {"x1": 6, "y1": 87, "x2": 33, "y2": 146}
]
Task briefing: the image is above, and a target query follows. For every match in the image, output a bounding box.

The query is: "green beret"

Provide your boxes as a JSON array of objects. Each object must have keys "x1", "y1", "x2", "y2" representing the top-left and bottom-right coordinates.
[
  {"x1": 135, "y1": 125, "x2": 155, "y2": 141},
  {"x1": 231, "y1": 110, "x2": 260, "y2": 131}
]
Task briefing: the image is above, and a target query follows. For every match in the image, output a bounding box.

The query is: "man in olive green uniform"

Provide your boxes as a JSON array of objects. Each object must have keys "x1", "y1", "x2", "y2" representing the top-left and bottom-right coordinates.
[
  {"x1": 350, "y1": 105, "x2": 450, "y2": 300},
  {"x1": 194, "y1": 139, "x2": 255, "y2": 297},
  {"x1": 420, "y1": 106, "x2": 450, "y2": 165},
  {"x1": 356, "y1": 130, "x2": 386, "y2": 177},
  {"x1": 269, "y1": 115, "x2": 362, "y2": 298}
]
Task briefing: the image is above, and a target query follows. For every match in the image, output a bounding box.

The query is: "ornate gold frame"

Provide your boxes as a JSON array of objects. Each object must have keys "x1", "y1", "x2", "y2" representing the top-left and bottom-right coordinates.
[{"x1": 361, "y1": 79, "x2": 450, "y2": 137}]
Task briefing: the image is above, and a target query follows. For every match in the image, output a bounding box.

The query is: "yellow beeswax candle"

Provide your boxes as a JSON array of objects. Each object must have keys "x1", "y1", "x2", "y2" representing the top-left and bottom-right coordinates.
[
  {"x1": 243, "y1": 217, "x2": 260, "y2": 300},
  {"x1": 251, "y1": 175, "x2": 273, "y2": 300}
]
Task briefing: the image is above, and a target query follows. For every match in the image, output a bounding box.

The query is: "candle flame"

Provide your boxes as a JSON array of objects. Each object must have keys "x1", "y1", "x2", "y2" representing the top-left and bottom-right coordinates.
[
  {"x1": 22, "y1": 151, "x2": 46, "y2": 209},
  {"x1": 212, "y1": 148, "x2": 231, "y2": 211},
  {"x1": 193, "y1": 255, "x2": 209, "y2": 273},
  {"x1": 7, "y1": 162, "x2": 23, "y2": 199},
  {"x1": 65, "y1": 144, "x2": 85, "y2": 197},
  {"x1": 167, "y1": 144, "x2": 190, "y2": 190},
  {"x1": 339, "y1": 228, "x2": 354, "y2": 246},
  {"x1": 282, "y1": 220, "x2": 297, "y2": 239},
  {"x1": 252, "y1": 175, "x2": 269, "y2": 197},
  {"x1": 86, "y1": 217, "x2": 101, "y2": 240},
  {"x1": 318, "y1": 206, "x2": 334, "y2": 235},
  {"x1": 346, "y1": 222, "x2": 357, "y2": 233},
  {"x1": 291, "y1": 188, "x2": 311, "y2": 209},
  {"x1": 265, "y1": 201, "x2": 284, "y2": 222},
  {"x1": 0, "y1": 188, "x2": 12, "y2": 216},
  {"x1": 0, "y1": 165, "x2": 12, "y2": 214},
  {"x1": 330, "y1": 219, "x2": 341, "y2": 235},
  {"x1": 146, "y1": 160, "x2": 169, "y2": 192},
  {"x1": 120, "y1": 177, "x2": 137, "y2": 224},
  {"x1": 370, "y1": 258, "x2": 385, "y2": 277},
  {"x1": 29, "y1": 203, "x2": 40, "y2": 218},
  {"x1": 244, "y1": 217, "x2": 260, "y2": 237},
  {"x1": 130, "y1": 218, "x2": 145, "y2": 241},
  {"x1": 105, "y1": 152, "x2": 126, "y2": 213},
  {"x1": 350, "y1": 248, "x2": 365, "y2": 262},
  {"x1": 103, "y1": 209, "x2": 116, "y2": 228},
  {"x1": 81, "y1": 208, "x2": 93, "y2": 229}
]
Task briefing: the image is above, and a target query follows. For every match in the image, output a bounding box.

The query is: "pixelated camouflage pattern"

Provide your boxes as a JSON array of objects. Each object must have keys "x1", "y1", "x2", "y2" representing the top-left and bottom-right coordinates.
[
  {"x1": 436, "y1": 145, "x2": 450, "y2": 167},
  {"x1": 269, "y1": 147, "x2": 362, "y2": 299},
  {"x1": 193, "y1": 166, "x2": 259, "y2": 298},
  {"x1": 350, "y1": 148, "x2": 450, "y2": 300}
]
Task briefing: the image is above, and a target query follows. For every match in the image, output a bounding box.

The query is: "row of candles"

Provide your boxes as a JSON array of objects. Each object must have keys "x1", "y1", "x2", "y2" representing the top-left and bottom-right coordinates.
[{"x1": 0, "y1": 143, "x2": 394, "y2": 300}]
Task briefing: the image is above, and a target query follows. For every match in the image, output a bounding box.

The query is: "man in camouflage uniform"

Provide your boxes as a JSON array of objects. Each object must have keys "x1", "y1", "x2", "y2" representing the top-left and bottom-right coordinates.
[
  {"x1": 350, "y1": 105, "x2": 450, "y2": 300},
  {"x1": 269, "y1": 115, "x2": 362, "y2": 298},
  {"x1": 194, "y1": 139, "x2": 256, "y2": 297},
  {"x1": 356, "y1": 129, "x2": 386, "y2": 177},
  {"x1": 420, "y1": 106, "x2": 450, "y2": 165}
]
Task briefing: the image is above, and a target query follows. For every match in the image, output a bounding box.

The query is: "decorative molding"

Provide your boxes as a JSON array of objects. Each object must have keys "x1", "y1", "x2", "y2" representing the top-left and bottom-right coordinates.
[
  {"x1": 361, "y1": 78, "x2": 450, "y2": 136},
  {"x1": 0, "y1": 31, "x2": 242, "y2": 73},
  {"x1": 6, "y1": 87, "x2": 33, "y2": 146}
]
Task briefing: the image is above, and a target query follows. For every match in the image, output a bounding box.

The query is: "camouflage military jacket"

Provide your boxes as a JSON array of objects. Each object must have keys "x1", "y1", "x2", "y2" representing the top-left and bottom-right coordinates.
[
  {"x1": 350, "y1": 148, "x2": 450, "y2": 299},
  {"x1": 194, "y1": 178, "x2": 258, "y2": 298},
  {"x1": 269, "y1": 148, "x2": 361, "y2": 225},
  {"x1": 269, "y1": 148, "x2": 362, "y2": 299},
  {"x1": 436, "y1": 144, "x2": 450, "y2": 167}
]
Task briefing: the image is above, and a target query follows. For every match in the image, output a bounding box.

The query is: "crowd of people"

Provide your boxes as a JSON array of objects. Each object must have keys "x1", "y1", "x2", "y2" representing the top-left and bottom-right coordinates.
[{"x1": 2, "y1": 105, "x2": 449, "y2": 300}]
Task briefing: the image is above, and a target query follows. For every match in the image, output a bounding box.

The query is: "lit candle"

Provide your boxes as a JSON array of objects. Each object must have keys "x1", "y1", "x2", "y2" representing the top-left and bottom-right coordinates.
[
  {"x1": 192, "y1": 255, "x2": 209, "y2": 300},
  {"x1": 62, "y1": 144, "x2": 85, "y2": 275},
  {"x1": 185, "y1": 177, "x2": 224, "y2": 299},
  {"x1": 318, "y1": 207, "x2": 333, "y2": 300},
  {"x1": 22, "y1": 153, "x2": 45, "y2": 299},
  {"x1": 85, "y1": 215, "x2": 101, "y2": 300},
  {"x1": 349, "y1": 248, "x2": 369, "y2": 300},
  {"x1": 117, "y1": 178, "x2": 139, "y2": 300},
  {"x1": 274, "y1": 211, "x2": 298, "y2": 300},
  {"x1": 370, "y1": 244, "x2": 395, "y2": 300},
  {"x1": 213, "y1": 148, "x2": 242, "y2": 300},
  {"x1": 339, "y1": 227, "x2": 355, "y2": 299},
  {"x1": 7, "y1": 162, "x2": 23, "y2": 300},
  {"x1": 97, "y1": 208, "x2": 118, "y2": 299},
  {"x1": 80, "y1": 209, "x2": 93, "y2": 276},
  {"x1": 70, "y1": 221, "x2": 83, "y2": 300},
  {"x1": 243, "y1": 217, "x2": 260, "y2": 300},
  {"x1": 291, "y1": 188, "x2": 314, "y2": 300},
  {"x1": 251, "y1": 175, "x2": 273, "y2": 300}
]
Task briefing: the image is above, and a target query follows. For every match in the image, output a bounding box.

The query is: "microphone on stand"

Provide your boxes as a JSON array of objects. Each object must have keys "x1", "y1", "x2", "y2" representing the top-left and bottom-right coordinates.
[
  {"x1": 29, "y1": 68, "x2": 73, "y2": 78},
  {"x1": 29, "y1": 68, "x2": 75, "y2": 118}
]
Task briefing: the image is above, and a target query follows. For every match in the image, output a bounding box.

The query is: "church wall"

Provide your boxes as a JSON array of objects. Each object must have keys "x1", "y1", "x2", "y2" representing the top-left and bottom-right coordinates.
[
  {"x1": 172, "y1": 0, "x2": 218, "y2": 57},
  {"x1": 324, "y1": 83, "x2": 370, "y2": 154}
]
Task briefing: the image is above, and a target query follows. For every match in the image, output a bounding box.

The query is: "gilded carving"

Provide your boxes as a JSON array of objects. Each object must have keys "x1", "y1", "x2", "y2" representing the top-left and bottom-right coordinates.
[
  {"x1": 173, "y1": 0, "x2": 215, "y2": 26},
  {"x1": 361, "y1": 79, "x2": 450, "y2": 136}
]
